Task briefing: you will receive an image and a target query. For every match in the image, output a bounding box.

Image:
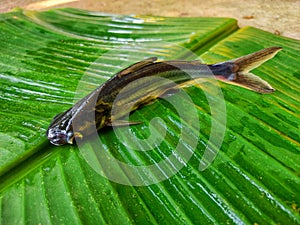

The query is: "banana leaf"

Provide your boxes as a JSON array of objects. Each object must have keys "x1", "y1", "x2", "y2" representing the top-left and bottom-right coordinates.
[{"x1": 0, "y1": 8, "x2": 299, "y2": 225}]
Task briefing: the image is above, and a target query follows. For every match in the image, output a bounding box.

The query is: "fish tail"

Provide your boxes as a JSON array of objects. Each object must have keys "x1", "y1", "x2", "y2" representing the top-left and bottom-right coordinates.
[{"x1": 213, "y1": 46, "x2": 282, "y2": 93}]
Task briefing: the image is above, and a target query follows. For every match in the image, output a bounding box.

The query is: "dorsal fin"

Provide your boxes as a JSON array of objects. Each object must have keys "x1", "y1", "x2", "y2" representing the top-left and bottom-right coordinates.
[{"x1": 117, "y1": 57, "x2": 158, "y2": 77}]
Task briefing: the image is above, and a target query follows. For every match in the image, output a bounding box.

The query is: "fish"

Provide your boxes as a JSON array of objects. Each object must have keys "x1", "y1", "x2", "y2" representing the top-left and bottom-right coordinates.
[{"x1": 46, "y1": 46, "x2": 282, "y2": 146}]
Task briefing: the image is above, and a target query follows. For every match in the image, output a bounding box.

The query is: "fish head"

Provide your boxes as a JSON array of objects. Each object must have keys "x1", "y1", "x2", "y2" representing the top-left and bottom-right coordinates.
[
  {"x1": 46, "y1": 111, "x2": 76, "y2": 146},
  {"x1": 46, "y1": 126, "x2": 74, "y2": 146}
]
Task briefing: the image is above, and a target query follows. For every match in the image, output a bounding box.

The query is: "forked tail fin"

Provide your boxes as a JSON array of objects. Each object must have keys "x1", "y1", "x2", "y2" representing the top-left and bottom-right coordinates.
[{"x1": 220, "y1": 46, "x2": 282, "y2": 93}]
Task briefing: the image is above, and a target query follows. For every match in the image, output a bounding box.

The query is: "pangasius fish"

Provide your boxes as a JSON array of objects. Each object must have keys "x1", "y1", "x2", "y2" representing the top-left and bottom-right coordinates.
[{"x1": 47, "y1": 47, "x2": 282, "y2": 146}]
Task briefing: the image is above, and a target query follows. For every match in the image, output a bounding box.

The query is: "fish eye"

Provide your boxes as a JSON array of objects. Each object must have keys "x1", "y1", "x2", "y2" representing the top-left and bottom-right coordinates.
[
  {"x1": 66, "y1": 131, "x2": 83, "y2": 145},
  {"x1": 66, "y1": 131, "x2": 75, "y2": 144}
]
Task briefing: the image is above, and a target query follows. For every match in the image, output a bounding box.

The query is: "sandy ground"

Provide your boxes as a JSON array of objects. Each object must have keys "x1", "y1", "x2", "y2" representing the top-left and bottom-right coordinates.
[{"x1": 0, "y1": 0, "x2": 299, "y2": 40}]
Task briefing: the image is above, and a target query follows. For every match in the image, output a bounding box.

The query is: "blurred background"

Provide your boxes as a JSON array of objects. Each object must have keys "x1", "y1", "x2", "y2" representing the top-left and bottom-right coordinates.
[{"x1": 0, "y1": 0, "x2": 299, "y2": 40}]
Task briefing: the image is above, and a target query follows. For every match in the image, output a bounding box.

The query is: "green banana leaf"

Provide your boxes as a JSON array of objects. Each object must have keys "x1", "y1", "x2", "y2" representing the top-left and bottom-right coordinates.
[{"x1": 0, "y1": 7, "x2": 299, "y2": 225}]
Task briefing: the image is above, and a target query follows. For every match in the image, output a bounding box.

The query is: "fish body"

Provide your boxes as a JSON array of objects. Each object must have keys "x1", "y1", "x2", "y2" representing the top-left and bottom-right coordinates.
[{"x1": 47, "y1": 47, "x2": 282, "y2": 146}]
